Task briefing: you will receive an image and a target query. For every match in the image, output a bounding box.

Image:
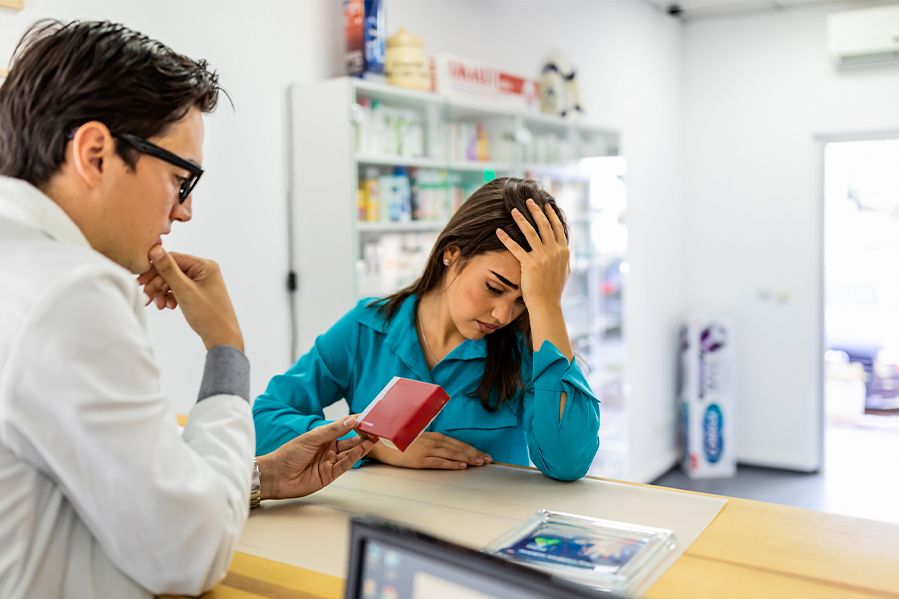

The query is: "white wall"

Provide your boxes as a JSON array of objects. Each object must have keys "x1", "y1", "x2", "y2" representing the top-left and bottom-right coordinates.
[
  {"x1": 683, "y1": 4, "x2": 899, "y2": 470},
  {"x1": 386, "y1": 0, "x2": 688, "y2": 482},
  {"x1": 1, "y1": 0, "x2": 343, "y2": 415}
]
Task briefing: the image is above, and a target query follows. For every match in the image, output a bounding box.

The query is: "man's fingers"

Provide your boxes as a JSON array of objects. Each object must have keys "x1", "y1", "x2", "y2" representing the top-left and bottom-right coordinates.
[
  {"x1": 301, "y1": 417, "x2": 358, "y2": 446},
  {"x1": 359, "y1": 439, "x2": 376, "y2": 455},
  {"x1": 331, "y1": 449, "x2": 364, "y2": 478},
  {"x1": 331, "y1": 440, "x2": 377, "y2": 478},
  {"x1": 167, "y1": 251, "x2": 219, "y2": 283},
  {"x1": 356, "y1": 431, "x2": 379, "y2": 443},
  {"x1": 335, "y1": 442, "x2": 372, "y2": 466},
  {"x1": 136, "y1": 267, "x2": 158, "y2": 286},
  {"x1": 148, "y1": 245, "x2": 192, "y2": 293},
  {"x1": 335, "y1": 436, "x2": 366, "y2": 453},
  {"x1": 168, "y1": 251, "x2": 205, "y2": 270},
  {"x1": 334, "y1": 436, "x2": 376, "y2": 455},
  {"x1": 142, "y1": 275, "x2": 166, "y2": 304}
]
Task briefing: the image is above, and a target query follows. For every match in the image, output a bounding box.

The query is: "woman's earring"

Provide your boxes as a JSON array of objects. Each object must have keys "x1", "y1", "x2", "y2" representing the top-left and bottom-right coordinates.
[{"x1": 443, "y1": 258, "x2": 450, "y2": 266}]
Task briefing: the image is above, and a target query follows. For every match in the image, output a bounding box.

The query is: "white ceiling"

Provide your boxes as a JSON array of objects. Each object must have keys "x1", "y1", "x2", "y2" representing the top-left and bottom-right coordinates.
[{"x1": 645, "y1": 0, "x2": 886, "y2": 20}]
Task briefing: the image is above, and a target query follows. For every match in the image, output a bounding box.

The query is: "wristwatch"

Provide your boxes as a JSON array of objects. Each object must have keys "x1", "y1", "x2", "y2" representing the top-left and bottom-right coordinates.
[{"x1": 250, "y1": 458, "x2": 261, "y2": 509}]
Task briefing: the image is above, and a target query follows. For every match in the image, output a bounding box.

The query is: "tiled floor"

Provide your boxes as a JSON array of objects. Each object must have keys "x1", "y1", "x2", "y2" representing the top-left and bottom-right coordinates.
[{"x1": 653, "y1": 416, "x2": 899, "y2": 524}]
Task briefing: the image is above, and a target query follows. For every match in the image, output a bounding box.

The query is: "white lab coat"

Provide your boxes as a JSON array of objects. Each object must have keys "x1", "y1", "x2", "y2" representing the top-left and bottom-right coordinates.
[{"x1": 0, "y1": 176, "x2": 254, "y2": 598}]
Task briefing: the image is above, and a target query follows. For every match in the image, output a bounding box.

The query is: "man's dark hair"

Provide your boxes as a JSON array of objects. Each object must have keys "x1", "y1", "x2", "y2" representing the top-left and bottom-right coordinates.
[{"x1": 0, "y1": 20, "x2": 222, "y2": 187}]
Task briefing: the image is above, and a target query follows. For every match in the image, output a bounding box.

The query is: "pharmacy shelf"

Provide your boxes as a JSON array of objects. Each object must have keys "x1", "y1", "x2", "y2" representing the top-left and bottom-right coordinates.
[
  {"x1": 523, "y1": 111, "x2": 618, "y2": 138},
  {"x1": 355, "y1": 154, "x2": 515, "y2": 173},
  {"x1": 352, "y1": 78, "x2": 619, "y2": 146},
  {"x1": 562, "y1": 295, "x2": 589, "y2": 314},
  {"x1": 569, "y1": 319, "x2": 621, "y2": 340},
  {"x1": 442, "y1": 96, "x2": 526, "y2": 122},
  {"x1": 447, "y1": 160, "x2": 515, "y2": 173},
  {"x1": 353, "y1": 78, "x2": 443, "y2": 109},
  {"x1": 569, "y1": 322, "x2": 604, "y2": 340},
  {"x1": 571, "y1": 257, "x2": 605, "y2": 273},
  {"x1": 356, "y1": 221, "x2": 445, "y2": 233},
  {"x1": 356, "y1": 154, "x2": 447, "y2": 169},
  {"x1": 525, "y1": 163, "x2": 591, "y2": 182}
]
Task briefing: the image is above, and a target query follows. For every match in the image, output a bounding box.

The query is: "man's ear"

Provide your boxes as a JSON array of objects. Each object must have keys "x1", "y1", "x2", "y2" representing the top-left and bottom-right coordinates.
[{"x1": 69, "y1": 121, "x2": 116, "y2": 190}]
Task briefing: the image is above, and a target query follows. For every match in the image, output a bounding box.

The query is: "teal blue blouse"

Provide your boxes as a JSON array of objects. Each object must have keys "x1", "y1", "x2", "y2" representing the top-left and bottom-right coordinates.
[{"x1": 253, "y1": 295, "x2": 600, "y2": 481}]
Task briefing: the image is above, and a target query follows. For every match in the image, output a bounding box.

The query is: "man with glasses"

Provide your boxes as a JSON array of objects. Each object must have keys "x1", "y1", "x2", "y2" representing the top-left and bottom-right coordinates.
[{"x1": 0, "y1": 20, "x2": 374, "y2": 599}]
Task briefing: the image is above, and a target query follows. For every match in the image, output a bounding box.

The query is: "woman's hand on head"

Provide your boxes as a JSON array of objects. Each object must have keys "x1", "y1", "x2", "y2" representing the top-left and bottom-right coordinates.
[
  {"x1": 368, "y1": 432, "x2": 492, "y2": 470},
  {"x1": 496, "y1": 198, "x2": 570, "y2": 311}
]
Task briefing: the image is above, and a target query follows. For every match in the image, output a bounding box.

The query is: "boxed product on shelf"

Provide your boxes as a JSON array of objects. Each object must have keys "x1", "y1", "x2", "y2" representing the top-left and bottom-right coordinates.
[
  {"x1": 524, "y1": 132, "x2": 578, "y2": 164},
  {"x1": 384, "y1": 28, "x2": 431, "y2": 92},
  {"x1": 424, "y1": 103, "x2": 445, "y2": 160},
  {"x1": 358, "y1": 167, "x2": 381, "y2": 222},
  {"x1": 343, "y1": 0, "x2": 364, "y2": 76},
  {"x1": 378, "y1": 169, "x2": 412, "y2": 222},
  {"x1": 447, "y1": 121, "x2": 493, "y2": 162},
  {"x1": 358, "y1": 168, "x2": 473, "y2": 224},
  {"x1": 482, "y1": 119, "x2": 517, "y2": 163},
  {"x1": 357, "y1": 232, "x2": 437, "y2": 297},
  {"x1": 352, "y1": 98, "x2": 426, "y2": 158},
  {"x1": 430, "y1": 53, "x2": 540, "y2": 110},
  {"x1": 413, "y1": 169, "x2": 455, "y2": 221},
  {"x1": 363, "y1": 0, "x2": 386, "y2": 78},
  {"x1": 580, "y1": 133, "x2": 614, "y2": 159}
]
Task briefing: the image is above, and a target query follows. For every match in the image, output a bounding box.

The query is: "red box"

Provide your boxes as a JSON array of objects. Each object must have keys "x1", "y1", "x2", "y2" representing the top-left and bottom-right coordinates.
[
  {"x1": 343, "y1": 0, "x2": 364, "y2": 76},
  {"x1": 354, "y1": 377, "x2": 450, "y2": 452}
]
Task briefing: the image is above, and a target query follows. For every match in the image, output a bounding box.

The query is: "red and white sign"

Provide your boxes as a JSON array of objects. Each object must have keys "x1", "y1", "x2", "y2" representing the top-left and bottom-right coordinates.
[{"x1": 430, "y1": 53, "x2": 539, "y2": 111}]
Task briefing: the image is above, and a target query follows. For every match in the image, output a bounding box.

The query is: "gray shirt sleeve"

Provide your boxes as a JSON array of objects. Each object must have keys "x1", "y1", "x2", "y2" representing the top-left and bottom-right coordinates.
[{"x1": 198, "y1": 345, "x2": 250, "y2": 402}]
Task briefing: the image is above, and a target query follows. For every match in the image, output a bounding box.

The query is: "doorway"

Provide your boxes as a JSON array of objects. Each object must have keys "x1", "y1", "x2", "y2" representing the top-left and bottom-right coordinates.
[{"x1": 823, "y1": 138, "x2": 899, "y2": 522}]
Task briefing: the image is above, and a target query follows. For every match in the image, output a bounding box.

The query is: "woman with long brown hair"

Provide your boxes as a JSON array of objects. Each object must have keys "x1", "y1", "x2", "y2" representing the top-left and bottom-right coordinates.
[{"x1": 254, "y1": 177, "x2": 599, "y2": 481}]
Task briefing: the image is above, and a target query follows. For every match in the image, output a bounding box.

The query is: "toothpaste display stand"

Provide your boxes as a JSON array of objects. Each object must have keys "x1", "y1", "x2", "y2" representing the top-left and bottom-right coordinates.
[{"x1": 678, "y1": 314, "x2": 736, "y2": 479}]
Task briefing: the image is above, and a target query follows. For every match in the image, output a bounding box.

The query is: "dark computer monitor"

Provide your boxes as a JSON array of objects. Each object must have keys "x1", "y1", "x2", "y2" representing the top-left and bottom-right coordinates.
[{"x1": 345, "y1": 517, "x2": 624, "y2": 599}]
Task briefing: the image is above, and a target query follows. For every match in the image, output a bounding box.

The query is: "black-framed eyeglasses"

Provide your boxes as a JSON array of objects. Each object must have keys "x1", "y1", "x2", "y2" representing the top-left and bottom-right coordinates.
[{"x1": 116, "y1": 133, "x2": 203, "y2": 203}]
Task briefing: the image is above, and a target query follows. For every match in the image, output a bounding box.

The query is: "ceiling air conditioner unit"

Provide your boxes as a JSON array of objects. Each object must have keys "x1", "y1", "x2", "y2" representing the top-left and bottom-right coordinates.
[{"x1": 827, "y1": 4, "x2": 899, "y2": 68}]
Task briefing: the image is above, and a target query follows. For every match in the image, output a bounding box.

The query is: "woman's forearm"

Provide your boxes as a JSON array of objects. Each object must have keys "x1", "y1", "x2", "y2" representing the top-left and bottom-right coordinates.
[{"x1": 528, "y1": 302, "x2": 574, "y2": 362}]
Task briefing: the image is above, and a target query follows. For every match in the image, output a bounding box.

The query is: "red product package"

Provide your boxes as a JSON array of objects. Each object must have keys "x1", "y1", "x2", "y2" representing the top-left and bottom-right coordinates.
[
  {"x1": 354, "y1": 377, "x2": 450, "y2": 452},
  {"x1": 343, "y1": 0, "x2": 364, "y2": 76}
]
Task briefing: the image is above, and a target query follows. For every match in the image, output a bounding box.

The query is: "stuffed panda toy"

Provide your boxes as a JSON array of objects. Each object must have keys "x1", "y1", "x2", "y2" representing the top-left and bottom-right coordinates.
[{"x1": 539, "y1": 50, "x2": 583, "y2": 119}]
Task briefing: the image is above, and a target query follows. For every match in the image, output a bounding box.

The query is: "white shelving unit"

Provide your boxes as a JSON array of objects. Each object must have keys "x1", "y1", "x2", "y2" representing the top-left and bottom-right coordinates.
[
  {"x1": 288, "y1": 77, "x2": 627, "y2": 477},
  {"x1": 356, "y1": 221, "x2": 445, "y2": 233}
]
